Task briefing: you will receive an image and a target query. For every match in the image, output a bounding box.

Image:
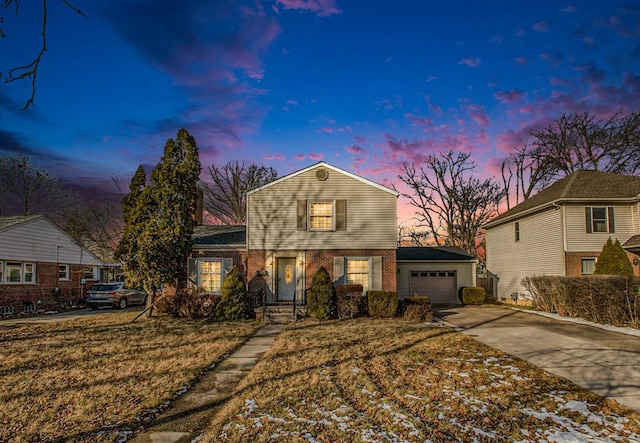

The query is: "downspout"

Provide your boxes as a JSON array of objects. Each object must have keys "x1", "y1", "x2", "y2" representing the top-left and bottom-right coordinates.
[{"x1": 554, "y1": 203, "x2": 567, "y2": 273}]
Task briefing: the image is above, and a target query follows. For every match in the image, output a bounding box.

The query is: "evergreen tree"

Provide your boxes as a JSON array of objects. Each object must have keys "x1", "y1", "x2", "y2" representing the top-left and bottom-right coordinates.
[
  {"x1": 115, "y1": 129, "x2": 201, "y2": 317},
  {"x1": 594, "y1": 237, "x2": 634, "y2": 276},
  {"x1": 215, "y1": 266, "x2": 251, "y2": 320},
  {"x1": 307, "y1": 267, "x2": 336, "y2": 321}
]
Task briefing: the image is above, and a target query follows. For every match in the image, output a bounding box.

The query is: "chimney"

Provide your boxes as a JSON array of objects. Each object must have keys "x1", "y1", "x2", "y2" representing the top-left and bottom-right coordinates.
[{"x1": 194, "y1": 187, "x2": 204, "y2": 225}]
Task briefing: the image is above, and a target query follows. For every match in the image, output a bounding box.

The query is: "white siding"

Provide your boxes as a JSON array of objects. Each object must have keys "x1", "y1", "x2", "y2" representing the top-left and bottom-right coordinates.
[
  {"x1": 248, "y1": 166, "x2": 397, "y2": 250},
  {"x1": 0, "y1": 218, "x2": 103, "y2": 265},
  {"x1": 486, "y1": 208, "x2": 564, "y2": 301},
  {"x1": 396, "y1": 261, "x2": 476, "y2": 300},
  {"x1": 565, "y1": 204, "x2": 636, "y2": 251}
]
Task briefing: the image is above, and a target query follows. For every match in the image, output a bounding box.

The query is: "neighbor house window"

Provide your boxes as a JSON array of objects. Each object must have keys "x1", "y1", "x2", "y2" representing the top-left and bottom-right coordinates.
[
  {"x1": 3, "y1": 262, "x2": 35, "y2": 284},
  {"x1": 346, "y1": 258, "x2": 370, "y2": 292},
  {"x1": 585, "y1": 207, "x2": 615, "y2": 233},
  {"x1": 199, "y1": 260, "x2": 223, "y2": 293},
  {"x1": 309, "y1": 201, "x2": 334, "y2": 230},
  {"x1": 59, "y1": 264, "x2": 70, "y2": 281},
  {"x1": 514, "y1": 222, "x2": 520, "y2": 242},
  {"x1": 84, "y1": 266, "x2": 97, "y2": 281},
  {"x1": 581, "y1": 258, "x2": 596, "y2": 275}
]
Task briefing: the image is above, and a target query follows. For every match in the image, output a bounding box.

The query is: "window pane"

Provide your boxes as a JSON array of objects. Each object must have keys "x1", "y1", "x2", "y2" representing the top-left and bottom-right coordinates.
[
  {"x1": 200, "y1": 261, "x2": 222, "y2": 293},
  {"x1": 592, "y1": 207, "x2": 607, "y2": 232},
  {"x1": 85, "y1": 266, "x2": 95, "y2": 280},
  {"x1": 346, "y1": 259, "x2": 369, "y2": 292},
  {"x1": 6, "y1": 262, "x2": 22, "y2": 282},
  {"x1": 582, "y1": 258, "x2": 596, "y2": 275},
  {"x1": 24, "y1": 263, "x2": 34, "y2": 283},
  {"x1": 310, "y1": 202, "x2": 333, "y2": 229},
  {"x1": 59, "y1": 265, "x2": 69, "y2": 280}
]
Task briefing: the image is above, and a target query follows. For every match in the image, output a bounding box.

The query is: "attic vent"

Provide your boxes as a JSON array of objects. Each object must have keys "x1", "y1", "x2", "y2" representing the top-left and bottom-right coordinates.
[{"x1": 315, "y1": 169, "x2": 329, "y2": 181}]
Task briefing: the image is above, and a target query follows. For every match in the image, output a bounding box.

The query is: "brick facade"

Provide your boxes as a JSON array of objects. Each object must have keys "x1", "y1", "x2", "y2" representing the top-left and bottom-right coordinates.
[
  {"x1": 0, "y1": 263, "x2": 97, "y2": 317},
  {"x1": 565, "y1": 251, "x2": 640, "y2": 276}
]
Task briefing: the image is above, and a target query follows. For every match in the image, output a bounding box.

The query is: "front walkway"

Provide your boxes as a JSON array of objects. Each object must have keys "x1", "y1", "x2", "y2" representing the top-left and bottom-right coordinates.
[
  {"x1": 436, "y1": 306, "x2": 640, "y2": 411},
  {"x1": 129, "y1": 324, "x2": 284, "y2": 443}
]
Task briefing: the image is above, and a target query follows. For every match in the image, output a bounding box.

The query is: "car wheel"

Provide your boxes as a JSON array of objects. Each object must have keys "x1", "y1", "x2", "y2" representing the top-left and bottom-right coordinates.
[{"x1": 118, "y1": 298, "x2": 128, "y2": 309}]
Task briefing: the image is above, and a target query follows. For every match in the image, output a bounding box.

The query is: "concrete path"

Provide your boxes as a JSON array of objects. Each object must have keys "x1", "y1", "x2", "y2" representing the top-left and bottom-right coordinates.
[
  {"x1": 129, "y1": 324, "x2": 284, "y2": 443},
  {"x1": 436, "y1": 306, "x2": 640, "y2": 411}
]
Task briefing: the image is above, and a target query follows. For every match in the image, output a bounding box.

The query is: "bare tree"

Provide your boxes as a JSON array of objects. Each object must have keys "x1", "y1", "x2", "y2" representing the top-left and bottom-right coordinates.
[
  {"x1": 502, "y1": 110, "x2": 640, "y2": 207},
  {"x1": 201, "y1": 161, "x2": 278, "y2": 225},
  {"x1": 1, "y1": 0, "x2": 87, "y2": 110},
  {"x1": 0, "y1": 153, "x2": 81, "y2": 218},
  {"x1": 398, "y1": 150, "x2": 505, "y2": 255}
]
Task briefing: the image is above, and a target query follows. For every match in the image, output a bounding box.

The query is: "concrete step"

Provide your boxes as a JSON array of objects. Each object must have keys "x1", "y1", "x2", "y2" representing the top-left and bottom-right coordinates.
[{"x1": 259, "y1": 306, "x2": 307, "y2": 324}]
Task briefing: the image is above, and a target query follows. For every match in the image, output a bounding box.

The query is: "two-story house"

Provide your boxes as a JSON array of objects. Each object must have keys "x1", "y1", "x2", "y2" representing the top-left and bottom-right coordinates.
[
  {"x1": 483, "y1": 170, "x2": 640, "y2": 303},
  {"x1": 189, "y1": 162, "x2": 478, "y2": 312}
]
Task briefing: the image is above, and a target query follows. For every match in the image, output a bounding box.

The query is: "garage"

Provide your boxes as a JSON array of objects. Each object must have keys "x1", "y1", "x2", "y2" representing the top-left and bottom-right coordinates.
[
  {"x1": 409, "y1": 270, "x2": 457, "y2": 304},
  {"x1": 396, "y1": 246, "x2": 478, "y2": 305}
]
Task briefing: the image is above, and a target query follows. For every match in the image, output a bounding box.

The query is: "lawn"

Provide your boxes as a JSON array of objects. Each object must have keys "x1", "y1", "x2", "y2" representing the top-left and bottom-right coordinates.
[
  {"x1": 0, "y1": 312, "x2": 261, "y2": 443},
  {"x1": 201, "y1": 319, "x2": 640, "y2": 442}
]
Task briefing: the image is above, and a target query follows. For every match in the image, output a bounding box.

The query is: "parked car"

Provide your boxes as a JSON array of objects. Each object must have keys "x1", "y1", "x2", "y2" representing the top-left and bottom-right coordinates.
[{"x1": 86, "y1": 282, "x2": 147, "y2": 310}]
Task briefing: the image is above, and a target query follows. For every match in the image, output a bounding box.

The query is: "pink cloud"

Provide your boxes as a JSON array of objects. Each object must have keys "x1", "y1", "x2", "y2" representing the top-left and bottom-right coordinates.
[
  {"x1": 494, "y1": 90, "x2": 527, "y2": 104},
  {"x1": 264, "y1": 154, "x2": 284, "y2": 161},
  {"x1": 345, "y1": 145, "x2": 366, "y2": 155},
  {"x1": 286, "y1": 99, "x2": 299, "y2": 105},
  {"x1": 539, "y1": 51, "x2": 564, "y2": 67},
  {"x1": 321, "y1": 127, "x2": 334, "y2": 133},
  {"x1": 515, "y1": 56, "x2": 527, "y2": 65},
  {"x1": 294, "y1": 154, "x2": 305, "y2": 160},
  {"x1": 458, "y1": 58, "x2": 481, "y2": 67},
  {"x1": 309, "y1": 153, "x2": 324, "y2": 160},
  {"x1": 532, "y1": 21, "x2": 549, "y2": 32},
  {"x1": 353, "y1": 135, "x2": 367, "y2": 144},
  {"x1": 274, "y1": 0, "x2": 341, "y2": 17}
]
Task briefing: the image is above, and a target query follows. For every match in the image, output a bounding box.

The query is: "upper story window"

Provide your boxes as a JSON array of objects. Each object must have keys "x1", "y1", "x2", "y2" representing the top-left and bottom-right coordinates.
[
  {"x1": 59, "y1": 264, "x2": 70, "y2": 281},
  {"x1": 514, "y1": 222, "x2": 520, "y2": 242},
  {"x1": 309, "y1": 201, "x2": 334, "y2": 230},
  {"x1": 2, "y1": 261, "x2": 35, "y2": 284},
  {"x1": 585, "y1": 207, "x2": 615, "y2": 233}
]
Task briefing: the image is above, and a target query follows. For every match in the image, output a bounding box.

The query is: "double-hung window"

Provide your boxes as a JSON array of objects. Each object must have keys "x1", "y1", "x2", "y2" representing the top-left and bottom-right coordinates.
[
  {"x1": 309, "y1": 201, "x2": 334, "y2": 230},
  {"x1": 3, "y1": 262, "x2": 35, "y2": 283},
  {"x1": 514, "y1": 222, "x2": 520, "y2": 242},
  {"x1": 581, "y1": 258, "x2": 596, "y2": 275},
  {"x1": 199, "y1": 260, "x2": 223, "y2": 294},
  {"x1": 585, "y1": 207, "x2": 615, "y2": 233},
  {"x1": 346, "y1": 258, "x2": 370, "y2": 293},
  {"x1": 59, "y1": 264, "x2": 70, "y2": 281}
]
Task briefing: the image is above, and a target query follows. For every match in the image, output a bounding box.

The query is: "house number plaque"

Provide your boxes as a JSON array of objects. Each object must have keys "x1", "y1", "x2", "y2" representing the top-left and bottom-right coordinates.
[{"x1": 284, "y1": 265, "x2": 293, "y2": 284}]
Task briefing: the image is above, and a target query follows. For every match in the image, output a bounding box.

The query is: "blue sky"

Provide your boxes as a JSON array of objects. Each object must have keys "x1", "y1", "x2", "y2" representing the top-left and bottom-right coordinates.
[{"x1": 1, "y1": 0, "x2": 639, "y2": 221}]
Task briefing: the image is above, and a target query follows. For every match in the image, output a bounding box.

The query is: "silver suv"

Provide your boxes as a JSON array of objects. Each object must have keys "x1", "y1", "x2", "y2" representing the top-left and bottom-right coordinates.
[{"x1": 86, "y1": 282, "x2": 147, "y2": 310}]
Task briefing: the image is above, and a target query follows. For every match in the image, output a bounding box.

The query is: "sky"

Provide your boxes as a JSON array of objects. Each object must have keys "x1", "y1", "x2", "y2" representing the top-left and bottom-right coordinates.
[{"x1": 1, "y1": 0, "x2": 639, "y2": 223}]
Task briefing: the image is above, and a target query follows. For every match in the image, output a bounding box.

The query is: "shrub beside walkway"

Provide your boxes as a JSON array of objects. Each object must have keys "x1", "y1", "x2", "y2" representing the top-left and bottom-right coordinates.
[{"x1": 129, "y1": 324, "x2": 284, "y2": 443}]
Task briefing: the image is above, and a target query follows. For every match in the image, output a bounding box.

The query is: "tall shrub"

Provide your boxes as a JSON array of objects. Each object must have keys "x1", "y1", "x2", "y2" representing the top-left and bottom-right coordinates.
[
  {"x1": 307, "y1": 267, "x2": 336, "y2": 321},
  {"x1": 215, "y1": 266, "x2": 251, "y2": 320},
  {"x1": 594, "y1": 237, "x2": 634, "y2": 276}
]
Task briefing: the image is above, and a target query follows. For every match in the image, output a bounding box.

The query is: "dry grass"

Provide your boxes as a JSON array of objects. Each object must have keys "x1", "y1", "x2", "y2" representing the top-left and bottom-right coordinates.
[
  {"x1": 202, "y1": 319, "x2": 640, "y2": 442},
  {"x1": 0, "y1": 312, "x2": 260, "y2": 442}
]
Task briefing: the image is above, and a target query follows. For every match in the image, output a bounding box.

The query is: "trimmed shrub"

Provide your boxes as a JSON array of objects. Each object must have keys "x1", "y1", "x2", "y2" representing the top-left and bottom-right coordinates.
[
  {"x1": 367, "y1": 291, "x2": 399, "y2": 318},
  {"x1": 402, "y1": 296, "x2": 433, "y2": 322},
  {"x1": 461, "y1": 287, "x2": 486, "y2": 305},
  {"x1": 594, "y1": 237, "x2": 634, "y2": 276},
  {"x1": 307, "y1": 267, "x2": 336, "y2": 321},
  {"x1": 155, "y1": 287, "x2": 219, "y2": 320},
  {"x1": 215, "y1": 266, "x2": 252, "y2": 321},
  {"x1": 336, "y1": 284, "x2": 366, "y2": 319}
]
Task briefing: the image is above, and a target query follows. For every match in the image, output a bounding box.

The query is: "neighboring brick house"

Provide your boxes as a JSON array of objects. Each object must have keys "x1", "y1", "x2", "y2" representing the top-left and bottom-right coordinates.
[
  {"x1": 0, "y1": 215, "x2": 113, "y2": 316},
  {"x1": 483, "y1": 170, "x2": 640, "y2": 303},
  {"x1": 189, "y1": 162, "x2": 477, "y2": 309}
]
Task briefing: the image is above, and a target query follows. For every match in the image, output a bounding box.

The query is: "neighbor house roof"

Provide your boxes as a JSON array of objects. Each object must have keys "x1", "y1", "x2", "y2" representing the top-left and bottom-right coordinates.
[
  {"x1": 0, "y1": 214, "x2": 42, "y2": 232},
  {"x1": 247, "y1": 161, "x2": 399, "y2": 196},
  {"x1": 484, "y1": 170, "x2": 640, "y2": 229},
  {"x1": 623, "y1": 234, "x2": 640, "y2": 251},
  {"x1": 397, "y1": 246, "x2": 478, "y2": 262},
  {"x1": 192, "y1": 225, "x2": 246, "y2": 248}
]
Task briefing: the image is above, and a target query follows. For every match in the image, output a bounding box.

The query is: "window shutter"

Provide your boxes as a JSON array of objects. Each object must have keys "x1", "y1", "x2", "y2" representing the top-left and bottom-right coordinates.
[
  {"x1": 333, "y1": 256, "x2": 345, "y2": 286},
  {"x1": 187, "y1": 258, "x2": 198, "y2": 288},
  {"x1": 585, "y1": 207, "x2": 592, "y2": 233},
  {"x1": 371, "y1": 256, "x2": 383, "y2": 291},
  {"x1": 608, "y1": 207, "x2": 615, "y2": 233},
  {"x1": 336, "y1": 200, "x2": 347, "y2": 231},
  {"x1": 222, "y1": 258, "x2": 234, "y2": 277},
  {"x1": 297, "y1": 200, "x2": 307, "y2": 231}
]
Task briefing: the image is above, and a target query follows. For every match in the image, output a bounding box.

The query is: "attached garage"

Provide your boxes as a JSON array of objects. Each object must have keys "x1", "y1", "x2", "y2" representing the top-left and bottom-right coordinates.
[{"x1": 397, "y1": 247, "x2": 478, "y2": 305}]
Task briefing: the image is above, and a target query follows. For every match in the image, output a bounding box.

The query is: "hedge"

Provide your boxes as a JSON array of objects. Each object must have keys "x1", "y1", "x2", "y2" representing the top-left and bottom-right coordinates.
[
  {"x1": 461, "y1": 287, "x2": 486, "y2": 305},
  {"x1": 367, "y1": 291, "x2": 399, "y2": 318},
  {"x1": 402, "y1": 296, "x2": 433, "y2": 322},
  {"x1": 336, "y1": 284, "x2": 367, "y2": 319}
]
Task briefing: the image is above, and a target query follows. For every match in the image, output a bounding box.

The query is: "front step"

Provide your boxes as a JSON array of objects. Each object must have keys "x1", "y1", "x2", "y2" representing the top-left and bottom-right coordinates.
[{"x1": 257, "y1": 305, "x2": 307, "y2": 324}]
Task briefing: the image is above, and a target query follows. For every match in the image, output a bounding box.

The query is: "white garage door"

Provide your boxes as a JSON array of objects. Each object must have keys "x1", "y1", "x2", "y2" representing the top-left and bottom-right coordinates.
[{"x1": 410, "y1": 271, "x2": 457, "y2": 304}]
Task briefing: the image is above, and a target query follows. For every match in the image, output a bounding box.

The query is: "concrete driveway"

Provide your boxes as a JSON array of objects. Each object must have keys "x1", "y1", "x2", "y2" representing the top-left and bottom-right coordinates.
[{"x1": 435, "y1": 306, "x2": 640, "y2": 411}]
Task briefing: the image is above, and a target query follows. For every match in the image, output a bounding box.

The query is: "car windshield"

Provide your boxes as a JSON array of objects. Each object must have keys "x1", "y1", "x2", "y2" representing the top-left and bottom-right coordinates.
[{"x1": 92, "y1": 284, "x2": 119, "y2": 292}]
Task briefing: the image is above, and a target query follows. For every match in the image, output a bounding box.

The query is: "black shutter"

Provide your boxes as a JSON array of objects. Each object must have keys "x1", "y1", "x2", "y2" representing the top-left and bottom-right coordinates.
[
  {"x1": 608, "y1": 207, "x2": 615, "y2": 233},
  {"x1": 585, "y1": 207, "x2": 592, "y2": 233},
  {"x1": 336, "y1": 200, "x2": 347, "y2": 231},
  {"x1": 187, "y1": 258, "x2": 198, "y2": 288},
  {"x1": 297, "y1": 200, "x2": 307, "y2": 231}
]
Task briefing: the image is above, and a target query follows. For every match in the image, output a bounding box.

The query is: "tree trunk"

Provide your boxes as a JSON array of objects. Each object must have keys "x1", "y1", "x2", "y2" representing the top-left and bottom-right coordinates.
[{"x1": 143, "y1": 282, "x2": 156, "y2": 318}]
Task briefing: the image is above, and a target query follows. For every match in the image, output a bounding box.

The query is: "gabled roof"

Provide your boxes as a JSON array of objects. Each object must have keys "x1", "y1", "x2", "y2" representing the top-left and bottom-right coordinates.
[
  {"x1": 397, "y1": 246, "x2": 478, "y2": 262},
  {"x1": 193, "y1": 225, "x2": 246, "y2": 248},
  {"x1": 0, "y1": 214, "x2": 42, "y2": 232},
  {"x1": 484, "y1": 170, "x2": 640, "y2": 229},
  {"x1": 623, "y1": 234, "x2": 640, "y2": 251},
  {"x1": 247, "y1": 161, "x2": 399, "y2": 196}
]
